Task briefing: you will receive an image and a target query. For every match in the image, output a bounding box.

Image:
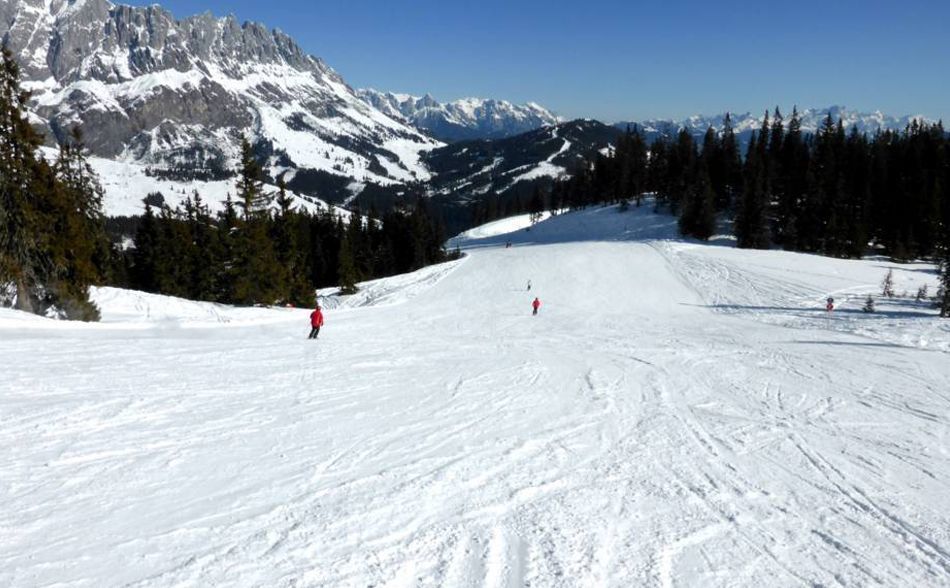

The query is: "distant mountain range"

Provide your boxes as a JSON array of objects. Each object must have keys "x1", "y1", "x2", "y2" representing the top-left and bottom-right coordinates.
[
  {"x1": 358, "y1": 90, "x2": 561, "y2": 143},
  {"x1": 2, "y1": 0, "x2": 937, "y2": 221},
  {"x1": 618, "y1": 106, "x2": 933, "y2": 150}
]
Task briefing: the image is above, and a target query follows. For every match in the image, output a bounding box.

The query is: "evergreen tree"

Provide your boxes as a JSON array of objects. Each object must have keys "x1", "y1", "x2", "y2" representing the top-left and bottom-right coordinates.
[
  {"x1": 777, "y1": 107, "x2": 806, "y2": 248},
  {"x1": 528, "y1": 185, "x2": 545, "y2": 224},
  {"x1": 184, "y1": 192, "x2": 222, "y2": 301},
  {"x1": 50, "y1": 128, "x2": 109, "y2": 319},
  {"x1": 0, "y1": 46, "x2": 48, "y2": 313},
  {"x1": 231, "y1": 137, "x2": 283, "y2": 305},
  {"x1": 0, "y1": 48, "x2": 105, "y2": 319},
  {"x1": 881, "y1": 269, "x2": 895, "y2": 298},
  {"x1": 939, "y1": 257, "x2": 950, "y2": 317},
  {"x1": 131, "y1": 202, "x2": 160, "y2": 292},
  {"x1": 718, "y1": 113, "x2": 743, "y2": 211},
  {"x1": 678, "y1": 165, "x2": 716, "y2": 241},
  {"x1": 337, "y1": 231, "x2": 359, "y2": 295},
  {"x1": 735, "y1": 133, "x2": 771, "y2": 249},
  {"x1": 863, "y1": 294, "x2": 876, "y2": 313},
  {"x1": 273, "y1": 179, "x2": 314, "y2": 307}
]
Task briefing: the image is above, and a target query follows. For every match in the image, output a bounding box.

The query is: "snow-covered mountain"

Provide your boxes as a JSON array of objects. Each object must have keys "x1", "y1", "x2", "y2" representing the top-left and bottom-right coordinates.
[
  {"x1": 425, "y1": 119, "x2": 619, "y2": 202},
  {"x1": 1, "y1": 0, "x2": 440, "y2": 213},
  {"x1": 358, "y1": 89, "x2": 561, "y2": 142},
  {"x1": 618, "y1": 106, "x2": 933, "y2": 148}
]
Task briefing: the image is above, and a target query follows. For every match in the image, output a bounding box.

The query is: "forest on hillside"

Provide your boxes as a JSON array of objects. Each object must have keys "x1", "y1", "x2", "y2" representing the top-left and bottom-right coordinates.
[{"x1": 0, "y1": 49, "x2": 453, "y2": 320}]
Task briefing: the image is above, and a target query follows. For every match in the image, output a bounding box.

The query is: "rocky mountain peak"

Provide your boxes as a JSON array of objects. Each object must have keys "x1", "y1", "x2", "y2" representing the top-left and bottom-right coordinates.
[{"x1": 2, "y1": 0, "x2": 439, "y2": 212}]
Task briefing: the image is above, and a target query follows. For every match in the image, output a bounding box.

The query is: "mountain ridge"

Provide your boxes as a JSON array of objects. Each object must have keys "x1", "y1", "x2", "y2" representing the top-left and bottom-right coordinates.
[
  {"x1": 2, "y1": 0, "x2": 440, "y2": 210},
  {"x1": 358, "y1": 89, "x2": 561, "y2": 142},
  {"x1": 616, "y1": 105, "x2": 934, "y2": 148}
]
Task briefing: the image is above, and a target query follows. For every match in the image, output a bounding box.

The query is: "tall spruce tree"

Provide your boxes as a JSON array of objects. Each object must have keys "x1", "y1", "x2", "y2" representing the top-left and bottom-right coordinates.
[
  {"x1": 50, "y1": 128, "x2": 109, "y2": 319},
  {"x1": 940, "y1": 247, "x2": 950, "y2": 317},
  {"x1": 131, "y1": 202, "x2": 160, "y2": 293},
  {"x1": 273, "y1": 179, "x2": 315, "y2": 307},
  {"x1": 679, "y1": 165, "x2": 716, "y2": 241},
  {"x1": 0, "y1": 46, "x2": 46, "y2": 313},
  {"x1": 719, "y1": 113, "x2": 743, "y2": 211},
  {"x1": 528, "y1": 185, "x2": 545, "y2": 224},
  {"x1": 777, "y1": 107, "x2": 806, "y2": 248},
  {"x1": 735, "y1": 132, "x2": 771, "y2": 248},
  {"x1": 231, "y1": 137, "x2": 283, "y2": 305},
  {"x1": 0, "y1": 47, "x2": 105, "y2": 319},
  {"x1": 337, "y1": 230, "x2": 359, "y2": 295}
]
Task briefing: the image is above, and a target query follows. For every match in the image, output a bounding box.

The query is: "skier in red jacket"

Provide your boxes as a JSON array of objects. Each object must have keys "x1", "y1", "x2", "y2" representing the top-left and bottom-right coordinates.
[
  {"x1": 308, "y1": 305, "x2": 324, "y2": 339},
  {"x1": 532, "y1": 297, "x2": 541, "y2": 316}
]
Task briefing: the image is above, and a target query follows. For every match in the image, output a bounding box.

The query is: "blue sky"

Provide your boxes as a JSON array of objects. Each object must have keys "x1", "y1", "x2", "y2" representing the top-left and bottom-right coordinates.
[{"x1": 125, "y1": 0, "x2": 949, "y2": 122}]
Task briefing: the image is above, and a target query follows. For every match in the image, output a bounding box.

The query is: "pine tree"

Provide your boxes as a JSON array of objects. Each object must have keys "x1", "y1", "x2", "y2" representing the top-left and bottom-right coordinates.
[
  {"x1": 719, "y1": 113, "x2": 743, "y2": 211},
  {"x1": 863, "y1": 294, "x2": 876, "y2": 313},
  {"x1": 939, "y1": 249, "x2": 950, "y2": 317},
  {"x1": 777, "y1": 107, "x2": 805, "y2": 248},
  {"x1": 881, "y1": 269, "x2": 895, "y2": 298},
  {"x1": 627, "y1": 126, "x2": 648, "y2": 206},
  {"x1": 670, "y1": 128, "x2": 697, "y2": 215},
  {"x1": 678, "y1": 165, "x2": 716, "y2": 241},
  {"x1": 50, "y1": 128, "x2": 109, "y2": 319},
  {"x1": 0, "y1": 46, "x2": 47, "y2": 313},
  {"x1": 337, "y1": 231, "x2": 359, "y2": 295},
  {"x1": 184, "y1": 192, "x2": 223, "y2": 301},
  {"x1": 235, "y1": 136, "x2": 268, "y2": 220},
  {"x1": 231, "y1": 137, "x2": 283, "y2": 305},
  {"x1": 273, "y1": 179, "x2": 314, "y2": 307},
  {"x1": 528, "y1": 185, "x2": 545, "y2": 224},
  {"x1": 0, "y1": 48, "x2": 105, "y2": 319},
  {"x1": 735, "y1": 133, "x2": 771, "y2": 249},
  {"x1": 131, "y1": 202, "x2": 161, "y2": 292}
]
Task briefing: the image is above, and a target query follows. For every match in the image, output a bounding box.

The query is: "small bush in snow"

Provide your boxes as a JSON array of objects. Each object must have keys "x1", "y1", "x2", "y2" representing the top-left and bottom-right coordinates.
[
  {"x1": 863, "y1": 295, "x2": 876, "y2": 313},
  {"x1": 916, "y1": 284, "x2": 929, "y2": 302}
]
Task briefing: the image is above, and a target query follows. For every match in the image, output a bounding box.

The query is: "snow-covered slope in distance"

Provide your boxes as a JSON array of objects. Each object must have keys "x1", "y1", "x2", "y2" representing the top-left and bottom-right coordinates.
[
  {"x1": 424, "y1": 119, "x2": 621, "y2": 202},
  {"x1": 359, "y1": 89, "x2": 561, "y2": 142},
  {"x1": 3, "y1": 202, "x2": 949, "y2": 586},
  {"x1": 2, "y1": 0, "x2": 441, "y2": 214}
]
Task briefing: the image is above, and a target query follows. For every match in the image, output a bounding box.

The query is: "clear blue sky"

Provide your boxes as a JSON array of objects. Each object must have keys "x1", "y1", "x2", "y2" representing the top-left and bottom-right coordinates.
[{"x1": 125, "y1": 0, "x2": 949, "y2": 122}]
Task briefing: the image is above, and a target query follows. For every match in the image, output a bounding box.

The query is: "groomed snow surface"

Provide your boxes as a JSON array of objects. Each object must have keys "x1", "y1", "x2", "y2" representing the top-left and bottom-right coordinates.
[{"x1": 3, "y1": 203, "x2": 950, "y2": 587}]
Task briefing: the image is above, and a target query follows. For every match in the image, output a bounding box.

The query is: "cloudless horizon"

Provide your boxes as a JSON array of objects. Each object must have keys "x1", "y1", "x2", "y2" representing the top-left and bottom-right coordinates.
[{"x1": 124, "y1": 0, "x2": 949, "y2": 123}]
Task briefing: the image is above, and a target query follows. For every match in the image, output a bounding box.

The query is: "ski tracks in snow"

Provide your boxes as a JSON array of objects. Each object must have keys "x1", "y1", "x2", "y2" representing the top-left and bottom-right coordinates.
[{"x1": 2, "y1": 220, "x2": 950, "y2": 586}]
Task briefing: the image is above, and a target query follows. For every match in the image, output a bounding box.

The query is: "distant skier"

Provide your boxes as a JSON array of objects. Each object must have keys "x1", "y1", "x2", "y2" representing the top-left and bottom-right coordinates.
[
  {"x1": 532, "y1": 297, "x2": 541, "y2": 316},
  {"x1": 308, "y1": 305, "x2": 324, "y2": 339},
  {"x1": 527, "y1": 280, "x2": 532, "y2": 291},
  {"x1": 826, "y1": 297, "x2": 835, "y2": 312}
]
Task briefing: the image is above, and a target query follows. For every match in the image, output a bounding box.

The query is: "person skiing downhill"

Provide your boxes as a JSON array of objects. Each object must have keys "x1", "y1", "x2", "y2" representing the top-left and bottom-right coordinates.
[
  {"x1": 308, "y1": 305, "x2": 324, "y2": 339},
  {"x1": 527, "y1": 280, "x2": 532, "y2": 291},
  {"x1": 532, "y1": 297, "x2": 541, "y2": 316},
  {"x1": 826, "y1": 297, "x2": 835, "y2": 312}
]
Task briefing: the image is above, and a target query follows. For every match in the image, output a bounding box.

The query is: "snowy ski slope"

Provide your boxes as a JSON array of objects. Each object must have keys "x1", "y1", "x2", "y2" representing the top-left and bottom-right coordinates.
[{"x1": 2, "y1": 203, "x2": 949, "y2": 587}]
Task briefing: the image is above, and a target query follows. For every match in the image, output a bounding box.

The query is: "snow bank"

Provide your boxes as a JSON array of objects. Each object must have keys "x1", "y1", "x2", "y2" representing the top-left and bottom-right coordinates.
[{"x1": 90, "y1": 287, "x2": 305, "y2": 327}]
